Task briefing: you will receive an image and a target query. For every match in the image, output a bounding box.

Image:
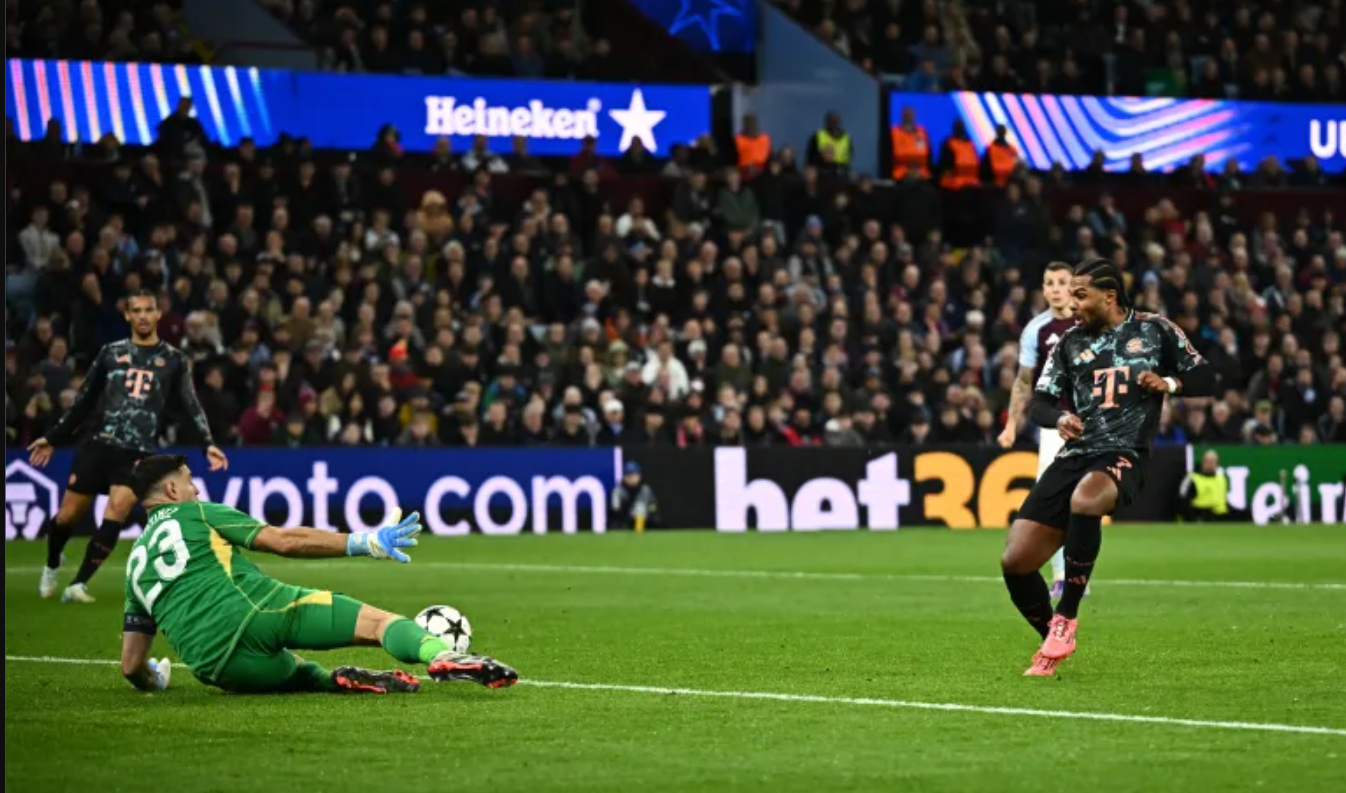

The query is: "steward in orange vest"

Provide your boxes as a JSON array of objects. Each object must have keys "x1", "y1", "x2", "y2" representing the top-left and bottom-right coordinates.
[
  {"x1": 890, "y1": 106, "x2": 931, "y2": 180},
  {"x1": 735, "y1": 114, "x2": 771, "y2": 180},
  {"x1": 938, "y1": 120, "x2": 980, "y2": 190},
  {"x1": 981, "y1": 124, "x2": 1019, "y2": 186}
]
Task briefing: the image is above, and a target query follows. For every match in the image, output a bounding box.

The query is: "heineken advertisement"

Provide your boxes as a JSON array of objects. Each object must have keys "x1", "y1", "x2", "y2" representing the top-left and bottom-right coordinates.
[{"x1": 1196, "y1": 445, "x2": 1346, "y2": 525}]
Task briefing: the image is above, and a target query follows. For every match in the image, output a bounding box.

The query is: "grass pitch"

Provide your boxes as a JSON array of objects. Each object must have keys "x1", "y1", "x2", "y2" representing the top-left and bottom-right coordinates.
[{"x1": 6, "y1": 525, "x2": 1345, "y2": 792}]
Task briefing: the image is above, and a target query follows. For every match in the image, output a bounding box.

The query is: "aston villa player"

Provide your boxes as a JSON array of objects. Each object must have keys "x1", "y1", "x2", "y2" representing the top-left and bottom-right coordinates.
[{"x1": 998, "y1": 261, "x2": 1080, "y2": 596}]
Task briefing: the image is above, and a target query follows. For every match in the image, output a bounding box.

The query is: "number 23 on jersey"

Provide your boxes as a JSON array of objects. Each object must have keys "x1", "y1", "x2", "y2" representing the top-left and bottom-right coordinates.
[{"x1": 128, "y1": 519, "x2": 191, "y2": 614}]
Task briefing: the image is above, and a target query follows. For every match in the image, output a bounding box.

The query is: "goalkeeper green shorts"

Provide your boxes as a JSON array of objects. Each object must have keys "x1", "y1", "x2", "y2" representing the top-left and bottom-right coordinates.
[{"x1": 208, "y1": 586, "x2": 365, "y2": 693}]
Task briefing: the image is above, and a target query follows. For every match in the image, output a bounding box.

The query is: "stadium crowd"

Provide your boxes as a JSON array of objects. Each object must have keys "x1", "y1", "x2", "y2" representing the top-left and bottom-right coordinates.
[
  {"x1": 6, "y1": 0, "x2": 201, "y2": 64},
  {"x1": 7, "y1": 102, "x2": 1345, "y2": 452},
  {"x1": 779, "y1": 0, "x2": 1346, "y2": 102},
  {"x1": 260, "y1": 0, "x2": 622, "y2": 81}
]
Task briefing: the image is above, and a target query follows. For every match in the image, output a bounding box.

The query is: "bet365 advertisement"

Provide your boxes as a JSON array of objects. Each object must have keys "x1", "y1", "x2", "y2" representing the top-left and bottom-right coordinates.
[
  {"x1": 5, "y1": 58, "x2": 712, "y2": 156},
  {"x1": 889, "y1": 90, "x2": 1346, "y2": 174},
  {"x1": 5, "y1": 448, "x2": 620, "y2": 540},
  {"x1": 627, "y1": 446, "x2": 1188, "y2": 530}
]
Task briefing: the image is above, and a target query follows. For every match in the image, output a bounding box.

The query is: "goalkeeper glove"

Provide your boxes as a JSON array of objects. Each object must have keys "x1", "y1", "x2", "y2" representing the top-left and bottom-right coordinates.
[{"x1": 346, "y1": 511, "x2": 422, "y2": 563}]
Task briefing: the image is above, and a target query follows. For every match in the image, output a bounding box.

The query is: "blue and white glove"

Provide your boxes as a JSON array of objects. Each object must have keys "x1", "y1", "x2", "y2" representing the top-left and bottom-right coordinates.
[
  {"x1": 346, "y1": 511, "x2": 422, "y2": 563},
  {"x1": 147, "y1": 657, "x2": 172, "y2": 691}
]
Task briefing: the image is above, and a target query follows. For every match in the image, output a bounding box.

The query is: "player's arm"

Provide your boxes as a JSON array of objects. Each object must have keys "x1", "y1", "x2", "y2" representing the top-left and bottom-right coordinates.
[
  {"x1": 173, "y1": 355, "x2": 229, "y2": 472},
  {"x1": 1137, "y1": 318, "x2": 1220, "y2": 397},
  {"x1": 39, "y1": 348, "x2": 111, "y2": 448},
  {"x1": 121, "y1": 604, "x2": 170, "y2": 691},
  {"x1": 251, "y1": 527, "x2": 358, "y2": 558},
  {"x1": 120, "y1": 631, "x2": 157, "y2": 690},
  {"x1": 999, "y1": 319, "x2": 1042, "y2": 447},
  {"x1": 250, "y1": 513, "x2": 424, "y2": 563},
  {"x1": 200, "y1": 502, "x2": 422, "y2": 562},
  {"x1": 1028, "y1": 337, "x2": 1082, "y2": 439},
  {"x1": 1000, "y1": 367, "x2": 1036, "y2": 446}
]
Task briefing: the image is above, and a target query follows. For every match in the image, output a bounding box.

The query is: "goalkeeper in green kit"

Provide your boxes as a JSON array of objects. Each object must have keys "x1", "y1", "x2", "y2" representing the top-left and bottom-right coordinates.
[{"x1": 119, "y1": 454, "x2": 519, "y2": 694}]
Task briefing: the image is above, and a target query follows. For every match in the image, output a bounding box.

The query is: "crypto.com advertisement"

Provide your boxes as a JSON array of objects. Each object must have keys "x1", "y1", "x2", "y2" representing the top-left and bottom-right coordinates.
[{"x1": 5, "y1": 448, "x2": 620, "y2": 540}]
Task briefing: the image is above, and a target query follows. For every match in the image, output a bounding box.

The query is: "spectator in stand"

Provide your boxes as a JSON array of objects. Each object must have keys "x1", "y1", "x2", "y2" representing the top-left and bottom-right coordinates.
[
  {"x1": 906, "y1": 58, "x2": 943, "y2": 93},
  {"x1": 506, "y1": 137, "x2": 549, "y2": 175},
  {"x1": 238, "y1": 388, "x2": 285, "y2": 446},
  {"x1": 734, "y1": 115, "x2": 772, "y2": 180},
  {"x1": 461, "y1": 135, "x2": 509, "y2": 174},
  {"x1": 937, "y1": 120, "x2": 979, "y2": 191},
  {"x1": 512, "y1": 35, "x2": 546, "y2": 78},
  {"x1": 642, "y1": 340, "x2": 690, "y2": 402},
  {"x1": 890, "y1": 107, "x2": 932, "y2": 182},
  {"x1": 981, "y1": 125, "x2": 1019, "y2": 188},
  {"x1": 157, "y1": 98, "x2": 208, "y2": 164},
  {"x1": 617, "y1": 138, "x2": 660, "y2": 176},
  {"x1": 552, "y1": 404, "x2": 593, "y2": 446},
  {"x1": 569, "y1": 137, "x2": 611, "y2": 177},
  {"x1": 782, "y1": 0, "x2": 1346, "y2": 102},
  {"x1": 17, "y1": 205, "x2": 61, "y2": 274},
  {"x1": 716, "y1": 169, "x2": 760, "y2": 235},
  {"x1": 806, "y1": 113, "x2": 853, "y2": 178},
  {"x1": 595, "y1": 399, "x2": 627, "y2": 446},
  {"x1": 370, "y1": 125, "x2": 403, "y2": 166}
]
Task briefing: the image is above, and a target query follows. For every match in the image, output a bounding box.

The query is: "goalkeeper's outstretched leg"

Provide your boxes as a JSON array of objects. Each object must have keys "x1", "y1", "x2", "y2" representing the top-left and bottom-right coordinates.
[
  {"x1": 360, "y1": 604, "x2": 520, "y2": 689},
  {"x1": 208, "y1": 592, "x2": 517, "y2": 694}
]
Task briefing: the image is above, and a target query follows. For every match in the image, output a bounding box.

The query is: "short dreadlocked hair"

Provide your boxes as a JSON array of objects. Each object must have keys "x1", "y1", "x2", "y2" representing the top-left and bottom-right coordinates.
[{"x1": 1073, "y1": 257, "x2": 1130, "y2": 308}]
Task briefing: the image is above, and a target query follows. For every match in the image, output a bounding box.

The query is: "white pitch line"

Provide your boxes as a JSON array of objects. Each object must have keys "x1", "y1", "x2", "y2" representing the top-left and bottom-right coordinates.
[
  {"x1": 7, "y1": 655, "x2": 120, "y2": 665},
  {"x1": 5, "y1": 655, "x2": 1343, "y2": 738},
  {"x1": 6, "y1": 560, "x2": 1345, "y2": 591},
  {"x1": 305, "y1": 560, "x2": 1346, "y2": 591},
  {"x1": 524, "y1": 680, "x2": 1346, "y2": 737},
  {"x1": 438, "y1": 562, "x2": 1346, "y2": 590}
]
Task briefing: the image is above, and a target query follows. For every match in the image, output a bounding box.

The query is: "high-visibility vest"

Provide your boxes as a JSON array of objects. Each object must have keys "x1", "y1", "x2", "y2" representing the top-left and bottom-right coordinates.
[
  {"x1": 940, "y1": 138, "x2": 980, "y2": 190},
  {"x1": 890, "y1": 124, "x2": 931, "y2": 179},
  {"x1": 1190, "y1": 472, "x2": 1229, "y2": 515},
  {"x1": 735, "y1": 133, "x2": 771, "y2": 174},
  {"x1": 816, "y1": 129, "x2": 852, "y2": 165},
  {"x1": 988, "y1": 141, "x2": 1018, "y2": 186}
]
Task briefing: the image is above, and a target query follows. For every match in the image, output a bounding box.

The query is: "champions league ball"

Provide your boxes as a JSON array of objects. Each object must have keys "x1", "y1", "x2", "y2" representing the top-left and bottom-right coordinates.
[{"x1": 415, "y1": 605, "x2": 473, "y2": 653}]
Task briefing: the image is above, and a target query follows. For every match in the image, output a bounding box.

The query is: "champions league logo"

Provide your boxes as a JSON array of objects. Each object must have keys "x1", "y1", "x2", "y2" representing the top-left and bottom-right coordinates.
[{"x1": 5, "y1": 460, "x2": 59, "y2": 541}]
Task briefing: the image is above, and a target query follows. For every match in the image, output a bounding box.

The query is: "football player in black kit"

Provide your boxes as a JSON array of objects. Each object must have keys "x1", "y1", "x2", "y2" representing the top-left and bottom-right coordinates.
[
  {"x1": 27, "y1": 290, "x2": 229, "y2": 603},
  {"x1": 1001, "y1": 259, "x2": 1219, "y2": 676}
]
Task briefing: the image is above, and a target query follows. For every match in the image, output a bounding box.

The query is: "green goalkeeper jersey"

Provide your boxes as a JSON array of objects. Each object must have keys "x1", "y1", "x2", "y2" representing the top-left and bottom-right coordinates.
[{"x1": 124, "y1": 501, "x2": 285, "y2": 680}]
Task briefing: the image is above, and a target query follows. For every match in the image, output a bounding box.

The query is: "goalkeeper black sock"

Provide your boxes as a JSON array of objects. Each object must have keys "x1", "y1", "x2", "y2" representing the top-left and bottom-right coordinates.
[
  {"x1": 72, "y1": 518, "x2": 125, "y2": 585},
  {"x1": 1003, "y1": 571, "x2": 1053, "y2": 639},
  {"x1": 45, "y1": 516, "x2": 75, "y2": 569},
  {"x1": 1056, "y1": 513, "x2": 1103, "y2": 619}
]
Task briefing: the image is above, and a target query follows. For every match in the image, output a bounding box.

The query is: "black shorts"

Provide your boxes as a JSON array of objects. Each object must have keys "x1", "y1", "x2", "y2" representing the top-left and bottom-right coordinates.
[
  {"x1": 67, "y1": 442, "x2": 148, "y2": 496},
  {"x1": 1016, "y1": 451, "x2": 1145, "y2": 531}
]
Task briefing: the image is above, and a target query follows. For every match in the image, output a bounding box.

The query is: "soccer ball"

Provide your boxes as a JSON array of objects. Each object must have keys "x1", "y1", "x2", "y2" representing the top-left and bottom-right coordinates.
[{"x1": 414, "y1": 605, "x2": 472, "y2": 653}]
